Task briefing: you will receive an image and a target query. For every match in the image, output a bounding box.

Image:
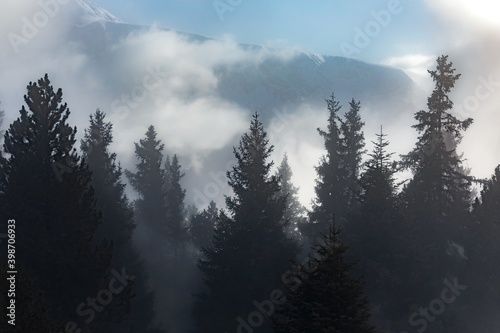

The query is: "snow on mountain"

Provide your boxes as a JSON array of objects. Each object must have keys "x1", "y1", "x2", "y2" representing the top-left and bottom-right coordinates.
[{"x1": 72, "y1": 0, "x2": 123, "y2": 28}]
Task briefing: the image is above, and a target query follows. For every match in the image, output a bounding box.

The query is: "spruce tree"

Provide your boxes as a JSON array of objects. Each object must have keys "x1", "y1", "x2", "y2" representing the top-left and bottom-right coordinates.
[
  {"x1": 272, "y1": 226, "x2": 375, "y2": 333},
  {"x1": 189, "y1": 200, "x2": 219, "y2": 250},
  {"x1": 0, "y1": 106, "x2": 5, "y2": 196},
  {"x1": 193, "y1": 113, "x2": 298, "y2": 333},
  {"x1": 357, "y1": 126, "x2": 397, "y2": 218},
  {"x1": 306, "y1": 93, "x2": 347, "y2": 243},
  {"x1": 275, "y1": 153, "x2": 306, "y2": 239},
  {"x1": 164, "y1": 154, "x2": 188, "y2": 257},
  {"x1": 473, "y1": 165, "x2": 500, "y2": 228},
  {"x1": 0, "y1": 104, "x2": 4, "y2": 149},
  {"x1": 401, "y1": 55, "x2": 473, "y2": 224},
  {"x1": 344, "y1": 127, "x2": 409, "y2": 323},
  {"x1": 127, "y1": 126, "x2": 195, "y2": 332},
  {"x1": 400, "y1": 55, "x2": 473, "y2": 303},
  {"x1": 468, "y1": 165, "x2": 500, "y2": 307},
  {"x1": 81, "y1": 110, "x2": 156, "y2": 332},
  {"x1": 126, "y1": 125, "x2": 167, "y2": 245},
  {"x1": 0, "y1": 74, "x2": 130, "y2": 329},
  {"x1": 339, "y1": 98, "x2": 365, "y2": 212}
]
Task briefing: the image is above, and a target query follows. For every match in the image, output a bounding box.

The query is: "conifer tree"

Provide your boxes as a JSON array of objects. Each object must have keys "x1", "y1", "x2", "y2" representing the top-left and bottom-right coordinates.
[
  {"x1": 275, "y1": 153, "x2": 306, "y2": 239},
  {"x1": 164, "y1": 154, "x2": 188, "y2": 257},
  {"x1": 340, "y1": 98, "x2": 365, "y2": 212},
  {"x1": 126, "y1": 125, "x2": 167, "y2": 243},
  {"x1": 189, "y1": 200, "x2": 218, "y2": 250},
  {"x1": 399, "y1": 55, "x2": 473, "y2": 302},
  {"x1": 272, "y1": 226, "x2": 375, "y2": 333},
  {"x1": 127, "y1": 126, "x2": 195, "y2": 332},
  {"x1": 0, "y1": 106, "x2": 5, "y2": 196},
  {"x1": 0, "y1": 105, "x2": 4, "y2": 149},
  {"x1": 358, "y1": 126, "x2": 397, "y2": 217},
  {"x1": 344, "y1": 127, "x2": 408, "y2": 323},
  {"x1": 468, "y1": 165, "x2": 500, "y2": 306},
  {"x1": 0, "y1": 74, "x2": 130, "y2": 328},
  {"x1": 401, "y1": 55, "x2": 473, "y2": 224},
  {"x1": 306, "y1": 93, "x2": 347, "y2": 242},
  {"x1": 473, "y1": 165, "x2": 500, "y2": 228},
  {"x1": 81, "y1": 110, "x2": 156, "y2": 332},
  {"x1": 193, "y1": 113, "x2": 298, "y2": 333}
]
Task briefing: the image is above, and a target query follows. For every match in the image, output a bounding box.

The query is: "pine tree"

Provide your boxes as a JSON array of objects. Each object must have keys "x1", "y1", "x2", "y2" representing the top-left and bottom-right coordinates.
[
  {"x1": 193, "y1": 113, "x2": 298, "y2": 333},
  {"x1": 0, "y1": 105, "x2": 5, "y2": 196},
  {"x1": 0, "y1": 104, "x2": 4, "y2": 148},
  {"x1": 81, "y1": 110, "x2": 157, "y2": 332},
  {"x1": 399, "y1": 55, "x2": 473, "y2": 303},
  {"x1": 468, "y1": 165, "x2": 500, "y2": 307},
  {"x1": 272, "y1": 226, "x2": 375, "y2": 333},
  {"x1": 306, "y1": 93, "x2": 348, "y2": 243},
  {"x1": 189, "y1": 200, "x2": 219, "y2": 250},
  {"x1": 164, "y1": 154, "x2": 188, "y2": 257},
  {"x1": 275, "y1": 153, "x2": 306, "y2": 239},
  {"x1": 344, "y1": 127, "x2": 409, "y2": 323},
  {"x1": 127, "y1": 126, "x2": 196, "y2": 332},
  {"x1": 126, "y1": 125, "x2": 167, "y2": 244},
  {"x1": 0, "y1": 74, "x2": 130, "y2": 328},
  {"x1": 473, "y1": 165, "x2": 500, "y2": 228},
  {"x1": 339, "y1": 98, "x2": 366, "y2": 212},
  {"x1": 357, "y1": 126, "x2": 397, "y2": 217},
  {"x1": 401, "y1": 55, "x2": 473, "y2": 224}
]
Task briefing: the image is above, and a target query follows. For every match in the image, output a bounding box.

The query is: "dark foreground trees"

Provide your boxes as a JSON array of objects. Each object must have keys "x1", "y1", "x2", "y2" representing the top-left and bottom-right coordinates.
[
  {"x1": 305, "y1": 94, "x2": 365, "y2": 244},
  {"x1": 275, "y1": 153, "x2": 306, "y2": 239},
  {"x1": 272, "y1": 226, "x2": 375, "y2": 333},
  {"x1": 399, "y1": 55, "x2": 473, "y2": 304},
  {"x1": 81, "y1": 109, "x2": 157, "y2": 332},
  {"x1": 126, "y1": 125, "x2": 194, "y2": 332},
  {"x1": 193, "y1": 113, "x2": 298, "y2": 333},
  {"x1": 0, "y1": 75, "x2": 132, "y2": 332}
]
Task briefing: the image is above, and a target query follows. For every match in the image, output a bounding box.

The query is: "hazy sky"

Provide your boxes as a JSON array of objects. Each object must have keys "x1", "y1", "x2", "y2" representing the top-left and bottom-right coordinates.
[{"x1": 93, "y1": 0, "x2": 432, "y2": 62}]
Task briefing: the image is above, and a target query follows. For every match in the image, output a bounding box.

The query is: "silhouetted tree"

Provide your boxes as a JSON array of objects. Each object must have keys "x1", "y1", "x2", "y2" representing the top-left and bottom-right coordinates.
[
  {"x1": 126, "y1": 125, "x2": 167, "y2": 242},
  {"x1": 164, "y1": 154, "x2": 188, "y2": 257},
  {"x1": 127, "y1": 126, "x2": 195, "y2": 332},
  {"x1": 193, "y1": 113, "x2": 298, "y2": 333},
  {"x1": 344, "y1": 127, "x2": 409, "y2": 324},
  {"x1": 401, "y1": 55, "x2": 473, "y2": 227},
  {"x1": 81, "y1": 110, "x2": 157, "y2": 332},
  {"x1": 0, "y1": 75, "x2": 130, "y2": 329},
  {"x1": 305, "y1": 93, "x2": 348, "y2": 243},
  {"x1": 340, "y1": 98, "x2": 365, "y2": 212},
  {"x1": 189, "y1": 201, "x2": 218, "y2": 250},
  {"x1": 0, "y1": 105, "x2": 5, "y2": 197},
  {"x1": 399, "y1": 55, "x2": 473, "y2": 305},
  {"x1": 272, "y1": 226, "x2": 375, "y2": 333},
  {"x1": 275, "y1": 153, "x2": 306, "y2": 239},
  {"x1": 467, "y1": 165, "x2": 500, "y2": 309}
]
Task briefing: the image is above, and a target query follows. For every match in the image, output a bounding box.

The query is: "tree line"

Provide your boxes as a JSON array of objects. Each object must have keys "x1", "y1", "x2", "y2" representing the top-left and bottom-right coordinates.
[{"x1": 0, "y1": 55, "x2": 499, "y2": 333}]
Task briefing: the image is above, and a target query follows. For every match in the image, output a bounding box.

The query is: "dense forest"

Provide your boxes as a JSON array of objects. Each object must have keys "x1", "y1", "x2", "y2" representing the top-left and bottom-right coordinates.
[{"x1": 0, "y1": 55, "x2": 499, "y2": 332}]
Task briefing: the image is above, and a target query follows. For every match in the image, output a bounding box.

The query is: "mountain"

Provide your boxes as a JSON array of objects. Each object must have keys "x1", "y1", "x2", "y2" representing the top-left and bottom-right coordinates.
[
  {"x1": 0, "y1": 0, "x2": 418, "y2": 210},
  {"x1": 68, "y1": 0, "x2": 414, "y2": 118},
  {"x1": 73, "y1": 0, "x2": 123, "y2": 27}
]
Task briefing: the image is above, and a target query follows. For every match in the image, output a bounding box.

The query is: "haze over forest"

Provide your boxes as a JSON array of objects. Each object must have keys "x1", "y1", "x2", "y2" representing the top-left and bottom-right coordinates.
[{"x1": 0, "y1": 1, "x2": 499, "y2": 333}]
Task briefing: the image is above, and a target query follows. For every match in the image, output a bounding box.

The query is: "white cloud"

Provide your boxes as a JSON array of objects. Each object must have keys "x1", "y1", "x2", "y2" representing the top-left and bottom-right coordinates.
[
  {"x1": 379, "y1": 0, "x2": 500, "y2": 182},
  {"x1": 381, "y1": 54, "x2": 435, "y2": 89}
]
